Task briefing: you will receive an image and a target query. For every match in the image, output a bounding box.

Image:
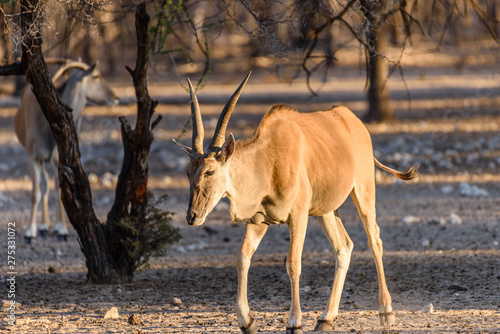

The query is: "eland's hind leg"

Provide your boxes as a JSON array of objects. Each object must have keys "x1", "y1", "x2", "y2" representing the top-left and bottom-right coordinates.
[
  {"x1": 51, "y1": 153, "x2": 68, "y2": 240},
  {"x1": 314, "y1": 210, "x2": 353, "y2": 331},
  {"x1": 39, "y1": 162, "x2": 50, "y2": 236},
  {"x1": 350, "y1": 183, "x2": 395, "y2": 326},
  {"x1": 25, "y1": 157, "x2": 43, "y2": 242}
]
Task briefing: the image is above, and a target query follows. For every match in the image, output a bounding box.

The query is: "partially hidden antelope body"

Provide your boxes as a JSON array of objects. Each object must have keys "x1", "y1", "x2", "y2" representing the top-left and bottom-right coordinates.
[
  {"x1": 14, "y1": 61, "x2": 118, "y2": 243},
  {"x1": 174, "y1": 73, "x2": 418, "y2": 334}
]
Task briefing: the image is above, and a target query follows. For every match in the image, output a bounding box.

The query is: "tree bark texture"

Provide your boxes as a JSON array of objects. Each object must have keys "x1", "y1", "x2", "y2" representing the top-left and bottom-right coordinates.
[
  {"x1": 106, "y1": 3, "x2": 160, "y2": 282},
  {"x1": 360, "y1": 0, "x2": 395, "y2": 123},
  {"x1": 19, "y1": 0, "x2": 114, "y2": 283},
  {"x1": 366, "y1": 24, "x2": 395, "y2": 122}
]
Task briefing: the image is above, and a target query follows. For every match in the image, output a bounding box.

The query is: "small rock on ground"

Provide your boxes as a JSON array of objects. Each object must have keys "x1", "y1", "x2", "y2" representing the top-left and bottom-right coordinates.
[
  {"x1": 128, "y1": 314, "x2": 140, "y2": 325},
  {"x1": 422, "y1": 303, "x2": 434, "y2": 314},
  {"x1": 104, "y1": 307, "x2": 119, "y2": 319},
  {"x1": 171, "y1": 297, "x2": 182, "y2": 305}
]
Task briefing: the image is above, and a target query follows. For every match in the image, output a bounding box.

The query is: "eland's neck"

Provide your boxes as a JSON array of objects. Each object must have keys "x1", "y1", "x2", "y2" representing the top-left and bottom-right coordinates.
[
  {"x1": 225, "y1": 140, "x2": 271, "y2": 221},
  {"x1": 60, "y1": 75, "x2": 87, "y2": 125}
]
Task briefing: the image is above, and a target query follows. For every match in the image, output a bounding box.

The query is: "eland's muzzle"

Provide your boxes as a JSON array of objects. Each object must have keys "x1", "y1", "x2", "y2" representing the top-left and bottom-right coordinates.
[{"x1": 187, "y1": 212, "x2": 197, "y2": 226}]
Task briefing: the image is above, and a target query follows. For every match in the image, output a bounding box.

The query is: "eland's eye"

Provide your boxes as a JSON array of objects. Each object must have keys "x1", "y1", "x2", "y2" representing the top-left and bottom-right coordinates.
[{"x1": 205, "y1": 170, "x2": 215, "y2": 176}]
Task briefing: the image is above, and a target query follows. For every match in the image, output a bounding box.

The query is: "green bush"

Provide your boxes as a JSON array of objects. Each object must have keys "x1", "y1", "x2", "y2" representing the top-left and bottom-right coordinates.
[{"x1": 105, "y1": 192, "x2": 182, "y2": 281}]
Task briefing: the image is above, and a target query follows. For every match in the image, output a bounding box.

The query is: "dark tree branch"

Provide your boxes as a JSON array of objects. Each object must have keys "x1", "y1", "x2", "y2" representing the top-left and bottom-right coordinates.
[
  {"x1": 435, "y1": 2, "x2": 457, "y2": 51},
  {"x1": 0, "y1": 63, "x2": 24, "y2": 76},
  {"x1": 106, "y1": 3, "x2": 162, "y2": 281},
  {"x1": 108, "y1": 1, "x2": 158, "y2": 232},
  {"x1": 470, "y1": 0, "x2": 500, "y2": 43},
  {"x1": 151, "y1": 114, "x2": 163, "y2": 131},
  {"x1": 298, "y1": 0, "x2": 357, "y2": 95}
]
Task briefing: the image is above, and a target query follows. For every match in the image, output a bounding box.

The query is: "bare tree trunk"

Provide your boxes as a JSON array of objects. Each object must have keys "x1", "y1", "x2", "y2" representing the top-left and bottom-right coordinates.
[
  {"x1": 106, "y1": 3, "x2": 161, "y2": 283},
  {"x1": 487, "y1": 1, "x2": 500, "y2": 39},
  {"x1": 365, "y1": 25, "x2": 394, "y2": 122},
  {"x1": 98, "y1": 4, "x2": 121, "y2": 76},
  {"x1": 360, "y1": 0, "x2": 395, "y2": 123}
]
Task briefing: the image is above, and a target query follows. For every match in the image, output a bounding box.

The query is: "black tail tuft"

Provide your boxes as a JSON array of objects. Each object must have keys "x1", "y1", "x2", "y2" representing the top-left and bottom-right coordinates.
[
  {"x1": 374, "y1": 157, "x2": 419, "y2": 181},
  {"x1": 397, "y1": 165, "x2": 419, "y2": 180}
]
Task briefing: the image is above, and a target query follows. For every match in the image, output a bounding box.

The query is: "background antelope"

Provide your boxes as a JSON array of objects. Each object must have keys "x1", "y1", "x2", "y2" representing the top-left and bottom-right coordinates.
[
  {"x1": 14, "y1": 61, "x2": 118, "y2": 243},
  {"x1": 174, "y1": 73, "x2": 418, "y2": 334}
]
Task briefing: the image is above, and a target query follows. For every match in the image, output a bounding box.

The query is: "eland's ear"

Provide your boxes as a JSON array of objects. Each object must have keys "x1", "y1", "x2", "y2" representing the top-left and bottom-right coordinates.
[
  {"x1": 82, "y1": 63, "x2": 97, "y2": 77},
  {"x1": 221, "y1": 133, "x2": 235, "y2": 163},
  {"x1": 172, "y1": 139, "x2": 194, "y2": 158}
]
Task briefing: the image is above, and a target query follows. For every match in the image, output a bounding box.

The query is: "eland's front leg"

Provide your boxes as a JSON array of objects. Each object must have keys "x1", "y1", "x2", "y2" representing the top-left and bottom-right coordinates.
[
  {"x1": 236, "y1": 222, "x2": 268, "y2": 334},
  {"x1": 286, "y1": 211, "x2": 308, "y2": 334}
]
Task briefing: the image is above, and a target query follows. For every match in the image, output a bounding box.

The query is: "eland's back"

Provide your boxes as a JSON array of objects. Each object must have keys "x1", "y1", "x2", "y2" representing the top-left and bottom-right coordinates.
[
  {"x1": 243, "y1": 103, "x2": 375, "y2": 217},
  {"x1": 14, "y1": 86, "x2": 56, "y2": 161}
]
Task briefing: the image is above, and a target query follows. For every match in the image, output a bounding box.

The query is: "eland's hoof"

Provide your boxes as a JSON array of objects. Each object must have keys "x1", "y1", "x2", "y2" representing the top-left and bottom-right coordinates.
[
  {"x1": 239, "y1": 317, "x2": 257, "y2": 334},
  {"x1": 379, "y1": 311, "x2": 395, "y2": 327},
  {"x1": 314, "y1": 319, "x2": 335, "y2": 331},
  {"x1": 38, "y1": 229, "x2": 48, "y2": 238},
  {"x1": 24, "y1": 236, "x2": 33, "y2": 244},
  {"x1": 56, "y1": 234, "x2": 68, "y2": 242},
  {"x1": 286, "y1": 326, "x2": 303, "y2": 334}
]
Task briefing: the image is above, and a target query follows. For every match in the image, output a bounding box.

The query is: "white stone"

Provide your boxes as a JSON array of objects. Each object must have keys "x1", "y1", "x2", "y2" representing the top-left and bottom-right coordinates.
[
  {"x1": 459, "y1": 182, "x2": 489, "y2": 197},
  {"x1": 448, "y1": 213, "x2": 463, "y2": 225},
  {"x1": 421, "y1": 238, "x2": 431, "y2": 247},
  {"x1": 104, "y1": 307, "x2": 119, "y2": 319},
  {"x1": 440, "y1": 185, "x2": 454, "y2": 194},
  {"x1": 403, "y1": 215, "x2": 420, "y2": 224},
  {"x1": 299, "y1": 286, "x2": 311, "y2": 293},
  {"x1": 175, "y1": 246, "x2": 186, "y2": 253},
  {"x1": 185, "y1": 241, "x2": 208, "y2": 251},
  {"x1": 88, "y1": 173, "x2": 99, "y2": 184},
  {"x1": 101, "y1": 172, "x2": 118, "y2": 189},
  {"x1": 171, "y1": 297, "x2": 183, "y2": 305},
  {"x1": 312, "y1": 286, "x2": 331, "y2": 295},
  {"x1": 422, "y1": 303, "x2": 434, "y2": 314}
]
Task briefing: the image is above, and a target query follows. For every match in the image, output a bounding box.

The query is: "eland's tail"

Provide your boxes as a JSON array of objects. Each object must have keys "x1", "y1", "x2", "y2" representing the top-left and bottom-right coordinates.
[{"x1": 374, "y1": 158, "x2": 419, "y2": 181}]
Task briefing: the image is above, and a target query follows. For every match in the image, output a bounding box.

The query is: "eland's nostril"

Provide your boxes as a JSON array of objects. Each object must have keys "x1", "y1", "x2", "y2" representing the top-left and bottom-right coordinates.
[{"x1": 187, "y1": 213, "x2": 197, "y2": 225}]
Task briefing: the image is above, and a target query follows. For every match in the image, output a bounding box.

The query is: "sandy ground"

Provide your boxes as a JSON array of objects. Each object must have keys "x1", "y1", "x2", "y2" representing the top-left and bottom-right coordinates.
[{"x1": 0, "y1": 63, "x2": 499, "y2": 333}]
